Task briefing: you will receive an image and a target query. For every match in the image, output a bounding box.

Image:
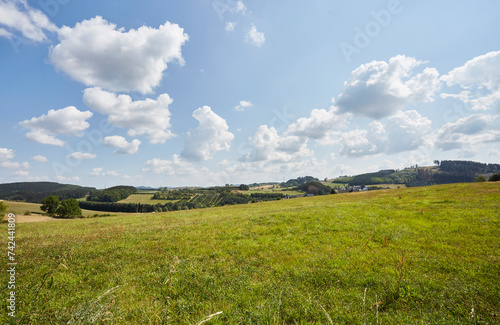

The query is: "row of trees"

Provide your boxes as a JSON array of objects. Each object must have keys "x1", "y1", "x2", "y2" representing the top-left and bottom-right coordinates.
[
  {"x1": 475, "y1": 174, "x2": 500, "y2": 182},
  {"x1": 79, "y1": 201, "x2": 157, "y2": 213},
  {"x1": 41, "y1": 196, "x2": 82, "y2": 218}
]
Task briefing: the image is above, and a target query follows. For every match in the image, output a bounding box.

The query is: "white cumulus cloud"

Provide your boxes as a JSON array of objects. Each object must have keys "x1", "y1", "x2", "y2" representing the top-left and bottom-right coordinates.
[
  {"x1": 441, "y1": 50, "x2": 500, "y2": 111},
  {"x1": 49, "y1": 16, "x2": 189, "y2": 94},
  {"x1": 0, "y1": 148, "x2": 29, "y2": 170},
  {"x1": 240, "y1": 125, "x2": 311, "y2": 163},
  {"x1": 181, "y1": 106, "x2": 234, "y2": 161},
  {"x1": 83, "y1": 87, "x2": 175, "y2": 144},
  {"x1": 103, "y1": 135, "x2": 141, "y2": 154},
  {"x1": 286, "y1": 106, "x2": 347, "y2": 140},
  {"x1": 334, "y1": 55, "x2": 441, "y2": 119},
  {"x1": 0, "y1": 148, "x2": 15, "y2": 161},
  {"x1": 338, "y1": 110, "x2": 432, "y2": 157},
  {"x1": 143, "y1": 155, "x2": 196, "y2": 175},
  {"x1": 436, "y1": 114, "x2": 500, "y2": 152},
  {"x1": 19, "y1": 106, "x2": 93, "y2": 146},
  {"x1": 0, "y1": 0, "x2": 57, "y2": 42},
  {"x1": 31, "y1": 155, "x2": 48, "y2": 162},
  {"x1": 246, "y1": 24, "x2": 265, "y2": 47}
]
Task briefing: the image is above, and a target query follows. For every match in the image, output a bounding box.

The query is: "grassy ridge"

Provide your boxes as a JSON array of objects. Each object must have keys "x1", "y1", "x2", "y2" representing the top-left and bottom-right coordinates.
[{"x1": 2, "y1": 183, "x2": 499, "y2": 324}]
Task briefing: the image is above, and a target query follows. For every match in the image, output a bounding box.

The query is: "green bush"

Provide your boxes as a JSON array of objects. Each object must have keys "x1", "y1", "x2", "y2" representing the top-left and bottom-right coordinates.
[
  {"x1": 489, "y1": 173, "x2": 500, "y2": 182},
  {"x1": 475, "y1": 175, "x2": 487, "y2": 182}
]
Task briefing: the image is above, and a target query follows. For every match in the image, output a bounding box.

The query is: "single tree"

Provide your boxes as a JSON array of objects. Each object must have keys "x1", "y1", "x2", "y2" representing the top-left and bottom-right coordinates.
[
  {"x1": 475, "y1": 175, "x2": 487, "y2": 182},
  {"x1": 41, "y1": 196, "x2": 60, "y2": 215},
  {"x1": 238, "y1": 184, "x2": 249, "y2": 191},
  {"x1": 56, "y1": 198, "x2": 82, "y2": 218},
  {"x1": 489, "y1": 174, "x2": 500, "y2": 182}
]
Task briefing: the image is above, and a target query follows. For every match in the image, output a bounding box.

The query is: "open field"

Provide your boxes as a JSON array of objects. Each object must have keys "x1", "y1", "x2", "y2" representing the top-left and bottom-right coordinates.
[
  {"x1": 1, "y1": 200, "x2": 44, "y2": 216},
  {"x1": 321, "y1": 182, "x2": 348, "y2": 188},
  {"x1": 0, "y1": 200, "x2": 121, "y2": 219},
  {"x1": 118, "y1": 193, "x2": 176, "y2": 204},
  {"x1": 244, "y1": 188, "x2": 304, "y2": 196},
  {"x1": 1, "y1": 183, "x2": 499, "y2": 323},
  {"x1": 369, "y1": 184, "x2": 408, "y2": 189}
]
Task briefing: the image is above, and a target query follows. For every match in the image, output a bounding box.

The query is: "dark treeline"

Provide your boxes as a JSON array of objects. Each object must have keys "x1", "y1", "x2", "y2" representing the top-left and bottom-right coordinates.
[
  {"x1": 439, "y1": 160, "x2": 500, "y2": 174},
  {"x1": 0, "y1": 182, "x2": 95, "y2": 203},
  {"x1": 428, "y1": 160, "x2": 499, "y2": 185},
  {"x1": 86, "y1": 186, "x2": 137, "y2": 202},
  {"x1": 79, "y1": 201, "x2": 157, "y2": 213}
]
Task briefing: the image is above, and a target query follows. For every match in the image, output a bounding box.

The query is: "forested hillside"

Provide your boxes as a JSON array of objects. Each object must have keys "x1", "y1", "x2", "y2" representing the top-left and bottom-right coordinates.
[
  {"x1": 0, "y1": 182, "x2": 94, "y2": 203},
  {"x1": 332, "y1": 160, "x2": 500, "y2": 187},
  {"x1": 280, "y1": 176, "x2": 319, "y2": 188}
]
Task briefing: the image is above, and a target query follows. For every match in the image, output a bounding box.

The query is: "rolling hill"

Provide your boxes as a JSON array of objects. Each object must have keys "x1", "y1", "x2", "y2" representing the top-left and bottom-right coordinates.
[
  {"x1": 2, "y1": 182, "x2": 499, "y2": 323},
  {"x1": 332, "y1": 160, "x2": 500, "y2": 187},
  {"x1": 0, "y1": 182, "x2": 95, "y2": 203}
]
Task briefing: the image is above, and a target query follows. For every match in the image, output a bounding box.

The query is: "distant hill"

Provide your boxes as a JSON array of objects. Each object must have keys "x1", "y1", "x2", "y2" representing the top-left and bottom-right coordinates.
[
  {"x1": 280, "y1": 176, "x2": 319, "y2": 188},
  {"x1": 136, "y1": 186, "x2": 160, "y2": 191},
  {"x1": 0, "y1": 182, "x2": 95, "y2": 203},
  {"x1": 332, "y1": 160, "x2": 500, "y2": 187}
]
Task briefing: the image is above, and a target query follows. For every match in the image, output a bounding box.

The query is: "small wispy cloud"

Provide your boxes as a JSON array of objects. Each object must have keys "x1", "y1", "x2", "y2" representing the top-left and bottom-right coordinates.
[
  {"x1": 67, "y1": 152, "x2": 96, "y2": 160},
  {"x1": 234, "y1": 100, "x2": 253, "y2": 112},
  {"x1": 245, "y1": 25, "x2": 265, "y2": 47},
  {"x1": 31, "y1": 155, "x2": 48, "y2": 162},
  {"x1": 225, "y1": 22, "x2": 236, "y2": 31}
]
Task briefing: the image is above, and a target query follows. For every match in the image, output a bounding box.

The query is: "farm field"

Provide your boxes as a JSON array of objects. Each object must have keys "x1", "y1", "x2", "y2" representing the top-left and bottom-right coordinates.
[
  {"x1": 367, "y1": 184, "x2": 408, "y2": 189},
  {"x1": 118, "y1": 193, "x2": 174, "y2": 204},
  {"x1": 1, "y1": 182, "x2": 499, "y2": 324},
  {"x1": 245, "y1": 188, "x2": 304, "y2": 196},
  {"x1": 1, "y1": 200, "x2": 44, "y2": 216},
  {"x1": 0, "y1": 200, "x2": 122, "y2": 219}
]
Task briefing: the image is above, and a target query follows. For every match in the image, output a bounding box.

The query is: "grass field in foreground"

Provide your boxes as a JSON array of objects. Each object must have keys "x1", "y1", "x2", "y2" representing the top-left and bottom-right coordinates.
[{"x1": 1, "y1": 183, "x2": 499, "y2": 324}]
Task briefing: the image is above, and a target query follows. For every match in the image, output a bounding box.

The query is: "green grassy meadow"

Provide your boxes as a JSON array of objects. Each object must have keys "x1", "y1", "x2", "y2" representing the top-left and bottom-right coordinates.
[
  {"x1": 1, "y1": 183, "x2": 499, "y2": 324},
  {"x1": 118, "y1": 194, "x2": 174, "y2": 205},
  {"x1": 1, "y1": 201, "x2": 44, "y2": 216},
  {"x1": 0, "y1": 201, "x2": 120, "y2": 219},
  {"x1": 245, "y1": 188, "x2": 304, "y2": 196}
]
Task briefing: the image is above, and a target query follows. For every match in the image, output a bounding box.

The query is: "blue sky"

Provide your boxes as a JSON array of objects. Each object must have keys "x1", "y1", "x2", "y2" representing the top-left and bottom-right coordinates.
[{"x1": 1, "y1": 0, "x2": 499, "y2": 188}]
